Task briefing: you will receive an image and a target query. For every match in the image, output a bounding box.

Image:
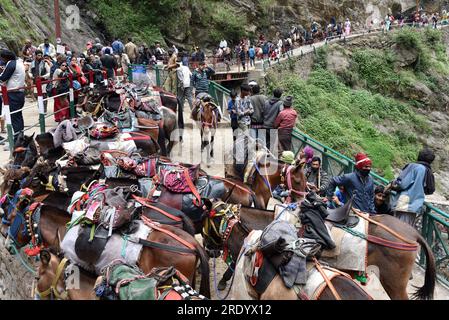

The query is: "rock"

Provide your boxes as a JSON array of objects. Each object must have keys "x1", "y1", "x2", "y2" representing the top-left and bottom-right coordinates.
[
  {"x1": 326, "y1": 47, "x2": 350, "y2": 74},
  {"x1": 392, "y1": 43, "x2": 419, "y2": 67}
]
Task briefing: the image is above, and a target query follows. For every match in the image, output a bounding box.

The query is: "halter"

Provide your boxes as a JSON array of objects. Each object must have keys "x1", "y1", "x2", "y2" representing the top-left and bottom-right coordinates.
[{"x1": 35, "y1": 257, "x2": 69, "y2": 300}]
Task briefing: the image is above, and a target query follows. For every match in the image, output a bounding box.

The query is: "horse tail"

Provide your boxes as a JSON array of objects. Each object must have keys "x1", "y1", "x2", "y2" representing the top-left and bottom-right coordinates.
[
  {"x1": 194, "y1": 242, "x2": 211, "y2": 299},
  {"x1": 411, "y1": 234, "x2": 436, "y2": 300}
]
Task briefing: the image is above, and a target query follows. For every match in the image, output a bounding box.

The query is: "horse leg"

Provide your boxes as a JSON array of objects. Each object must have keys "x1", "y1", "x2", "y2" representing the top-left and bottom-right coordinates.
[
  {"x1": 157, "y1": 129, "x2": 168, "y2": 156},
  {"x1": 210, "y1": 132, "x2": 215, "y2": 158}
]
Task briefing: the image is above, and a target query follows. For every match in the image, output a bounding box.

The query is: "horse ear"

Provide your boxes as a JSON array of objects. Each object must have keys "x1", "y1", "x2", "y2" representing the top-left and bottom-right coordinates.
[
  {"x1": 30, "y1": 132, "x2": 35, "y2": 140},
  {"x1": 40, "y1": 249, "x2": 51, "y2": 266}
]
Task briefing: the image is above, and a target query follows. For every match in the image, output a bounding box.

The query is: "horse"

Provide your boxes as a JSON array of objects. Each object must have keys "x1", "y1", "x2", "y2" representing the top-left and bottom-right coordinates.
[
  {"x1": 202, "y1": 201, "x2": 436, "y2": 300},
  {"x1": 0, "y1": 192, "x2": 211, "y2": 298},
  {"x1": 225, "y1": 154, "x2": 307, "y2": 209},
  {"x1": 191, "y1": 95, "x2": 221, "y2": 166},
  {"x1": 12, "y1": 131, "x2": 39, "y2": 169}
]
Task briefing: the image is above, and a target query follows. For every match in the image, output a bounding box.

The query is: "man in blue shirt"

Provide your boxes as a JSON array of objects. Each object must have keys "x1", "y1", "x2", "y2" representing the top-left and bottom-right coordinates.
[
  {"x1": 326, "y1": 152, "x2": 375, "y2": 214},
  {"x1": 390, "y1": 148, "x2": 436, "y2": 226},
  {"x1": 248, "y1": 46, "x2": 256, "y2": 68},
  {"x1": 111, "y1": 38, "x2": 124, "y2": 55}
]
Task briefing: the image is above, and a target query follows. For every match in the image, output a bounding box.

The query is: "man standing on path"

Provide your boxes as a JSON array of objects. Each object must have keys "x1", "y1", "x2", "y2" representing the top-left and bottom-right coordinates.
[
  {"x1": 177, "y1": 60, "x2": 193, "y2": 111},
  {"x1": 228, "y1": 90, "x2": 239, "y2": 140},
  {"x1": 236, "y1": 84, "x2": 253, "y2": 135},
  {"x1": 125, "y1": 38, "x2": 139, "y2": 64},
  {"x1": 248, "y1": 45, "x2": 256, "y2": 68},
  {"x1": 263, "y1": 88, "x2": 283, "y2": 151},
  {"x1": 249, "y1": 84, "x2": 266, "y2": 146},
  {"x1": 274, "y1": 96, "x2": 297, "y2": 153},
  {"x1": 390, "y1": 148, "x2": 436, "y2": 226},
  {"x1": 100, "y1": 48, "x2": 118, "y2": 79},
  {"x1": 38, "y1": 38, "x2": 56, "y2": 59},
  {"x1": 191, "y1": 61, "x2": 215, "y2": 97},
  {"x1": 0, "y1": 50, "x2": 26, "y2": 144},
  {"x1": 326, "y1": 153, "x2": 375, "y2": 214},
  {"x1": 30, "y1": 50, "x2": 51, "y2": 112},
  {"x1": 112, "y1": 38, "x2": 124, "y2": 55},
  {"x1": 163, "y1": 50, "x2": 178, "y2": 94}
]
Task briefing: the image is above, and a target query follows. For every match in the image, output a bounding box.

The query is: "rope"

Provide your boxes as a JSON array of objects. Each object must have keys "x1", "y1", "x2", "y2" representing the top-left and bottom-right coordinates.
[{"x1": 9, "y1": 243, "x2": 37, "y2": 275}]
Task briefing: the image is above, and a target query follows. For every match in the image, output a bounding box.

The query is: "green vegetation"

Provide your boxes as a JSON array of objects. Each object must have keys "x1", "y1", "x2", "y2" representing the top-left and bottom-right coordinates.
[
  {"x1": 88, "y1": 0, "x2": 251, "y2": 47},
  {"x1": 270, "y1": 69, "x2": 427, "y2": 178},
  {"x1": 266, "y1": 28, "x2": 449, "y2": 179},
  {"x1": 0, "y1": 0, "x2": 40, "y2": 51}
]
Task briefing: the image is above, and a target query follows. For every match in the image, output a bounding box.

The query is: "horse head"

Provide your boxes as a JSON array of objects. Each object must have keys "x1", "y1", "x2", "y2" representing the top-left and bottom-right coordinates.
[
  {"x1": 13, "y1": 132, "x2": 38, "y2": 168},
  {"x1": 0, "y1": 188, "x2": 34, "y2": 246},
  {"x1": 35, "y1": 248, "x2": 69, "y2": 300},
  {"x1": 286, "y1": 157, "x2": 308, "y2": 202},
  {"x1": 201, "y1": 199, "x2": 241, "y2": 257}
]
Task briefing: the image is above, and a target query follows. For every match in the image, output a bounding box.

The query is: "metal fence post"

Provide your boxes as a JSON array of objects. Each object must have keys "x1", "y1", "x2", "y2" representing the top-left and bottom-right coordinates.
[
  {"x1": 68, "y1": 73, "x2": 76, "y2": 118},
  {"x1": 155, "y1": 65, "x2": 161, "y2": 87},
  {"x1": 2, "y1": 85, "x2": 14, "y2": 156},
  {"x1": 35, "y1": 78, "x2": 46, "y2": 134},
  {"x1": 89, "y1": 70, "x2": 94, "y2": 89}
]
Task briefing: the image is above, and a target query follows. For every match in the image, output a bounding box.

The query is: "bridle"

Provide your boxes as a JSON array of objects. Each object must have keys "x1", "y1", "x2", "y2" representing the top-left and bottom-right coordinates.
[
  {"x1": 35, "y1": 257, "x2": 69, "y2": 300},
  {"x1": 202, "y1": 201, "x2": 250, "y2": 265}
]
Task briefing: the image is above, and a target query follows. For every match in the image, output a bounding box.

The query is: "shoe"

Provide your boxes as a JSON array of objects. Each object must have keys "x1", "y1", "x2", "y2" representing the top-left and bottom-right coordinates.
[{"x1": 217, "y1": 279, "x2": 227, "y2": 291}]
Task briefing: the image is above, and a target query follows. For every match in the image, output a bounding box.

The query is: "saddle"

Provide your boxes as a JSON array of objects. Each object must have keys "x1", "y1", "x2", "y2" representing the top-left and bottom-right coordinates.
[
  {"x1": 95, "y1": 264, "x2": 206, "y2": 300},
  {"x1": 325, "y1": 197, "x2": 359, "y2": 227},
  {"x1": 136, "y1": 117, "x2": 160, "y2": 141}
]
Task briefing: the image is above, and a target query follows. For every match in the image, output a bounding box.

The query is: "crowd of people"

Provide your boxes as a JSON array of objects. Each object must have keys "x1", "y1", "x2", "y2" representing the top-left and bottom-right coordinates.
[{"x1": 220, "y1": 75, "x2": 436, "y2": 230}]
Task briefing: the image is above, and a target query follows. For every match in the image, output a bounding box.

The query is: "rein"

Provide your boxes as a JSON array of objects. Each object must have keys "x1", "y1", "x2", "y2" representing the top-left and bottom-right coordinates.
[
  {"x1": 132, "y1": 195, "x2": 182, "y2": 222},
  {"x1": 36, "y1": 257, "x2": 69, "y2": 300}
]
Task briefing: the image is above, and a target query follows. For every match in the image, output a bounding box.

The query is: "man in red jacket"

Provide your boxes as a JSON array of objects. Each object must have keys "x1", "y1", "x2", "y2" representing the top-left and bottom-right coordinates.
[{"x1": 274, "y1": 96, "x2": 297, "y2": 153}]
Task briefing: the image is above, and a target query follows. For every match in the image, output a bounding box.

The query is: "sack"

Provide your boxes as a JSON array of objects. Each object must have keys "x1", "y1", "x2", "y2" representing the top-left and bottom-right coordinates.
[
  {"x1": 103, "y1": 109, "x2": 133, "y2": 129},
  {"x1": 160, "y1": 165, "x2": 200, "y2": 193},
  {"x1": 74, "y1": 146, "x2": 101, "y2": 165},
  {"x1": 63, "y1": 137, "x2": 89, "y2": 157}
]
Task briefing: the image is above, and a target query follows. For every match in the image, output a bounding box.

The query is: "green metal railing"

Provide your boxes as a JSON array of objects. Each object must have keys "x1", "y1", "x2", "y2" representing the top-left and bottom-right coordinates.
[
  {"x1": 209, "y1": 81, "x2": 231, "y2": 121},
  {"x1": 291, "y1": 128, "x2": 449, "y2": 287}
]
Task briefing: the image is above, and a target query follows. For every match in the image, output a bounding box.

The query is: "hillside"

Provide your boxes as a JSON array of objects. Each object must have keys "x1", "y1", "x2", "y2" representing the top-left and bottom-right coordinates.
[
  {"x1": 1, "y1": 0, "x2": 443, "y2": 52},
  {"x1": 265, "y1": 27, "x2": 449, "y2": 198}
]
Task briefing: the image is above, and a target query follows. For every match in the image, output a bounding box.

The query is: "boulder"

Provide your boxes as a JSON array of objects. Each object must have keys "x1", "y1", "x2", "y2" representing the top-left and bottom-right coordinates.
[{"x1": 392, "y1": 43, "x2": 419, "y2": 68}]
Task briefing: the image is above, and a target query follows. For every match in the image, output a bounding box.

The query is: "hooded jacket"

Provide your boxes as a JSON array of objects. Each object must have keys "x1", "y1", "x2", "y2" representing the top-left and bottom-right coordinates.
[
  {"x1": 263, "y1": 97, "x2": 283, "y2": 128},
  {"x1": 250, "y1": 94, "x2": 266, "y2": 125}
]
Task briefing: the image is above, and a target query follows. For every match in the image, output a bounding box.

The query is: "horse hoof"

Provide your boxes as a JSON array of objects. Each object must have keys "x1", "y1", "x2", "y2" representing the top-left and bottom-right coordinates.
[{"x1": 217, "y1": 280, "x2": 227, "y2": 291}]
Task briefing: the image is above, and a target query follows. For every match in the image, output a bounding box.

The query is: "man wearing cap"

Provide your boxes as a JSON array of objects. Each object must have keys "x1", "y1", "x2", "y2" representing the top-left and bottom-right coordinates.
[
  {"x1": 326, "y1": 152, "x2": 375, "y2": 214},
  {"x1": 100, "y1": 48, "x2": 117, "y2": 79},
  {"x1": 274, "y1": 96, "x2": 297, "y2": 153},
  {"x1": 38, "y1": 38, "x2": 56, "y2": 59},
  {"x1": 389, "y1": 148, "x2": 436, "y2": 226}
]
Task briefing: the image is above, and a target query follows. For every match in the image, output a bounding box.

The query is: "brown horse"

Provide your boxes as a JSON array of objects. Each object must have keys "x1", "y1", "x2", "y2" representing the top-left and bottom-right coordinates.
[
  {"x1": 35, "y1": 249, "x2": 202, "y2": 300},
  {"x1": 226, "y1": 155, "x2": 307, "y2": 208},
  {"x1": 202, "y1": 202, "x2": 436, "y2": 300},
  {"x1": 191, "y1": 98, "x2": 221, "y2": 166},
  {"x1": 0, "y1": 194, "x2": 211, "y2": 298}
]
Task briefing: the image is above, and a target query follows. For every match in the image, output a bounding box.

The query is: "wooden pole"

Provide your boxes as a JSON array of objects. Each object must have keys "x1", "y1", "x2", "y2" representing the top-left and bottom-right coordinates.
[{"x1": 54, "y1": 0, "x2": 61, "y2": 39}]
